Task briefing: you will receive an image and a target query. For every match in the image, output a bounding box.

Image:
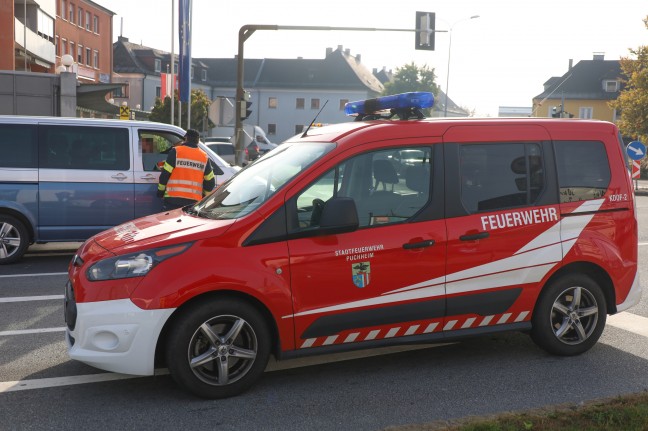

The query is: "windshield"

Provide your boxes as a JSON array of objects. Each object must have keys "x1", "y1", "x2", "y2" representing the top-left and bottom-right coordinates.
[{"x1": 192, "y1": 141, "x2": 335, "y2": 219}]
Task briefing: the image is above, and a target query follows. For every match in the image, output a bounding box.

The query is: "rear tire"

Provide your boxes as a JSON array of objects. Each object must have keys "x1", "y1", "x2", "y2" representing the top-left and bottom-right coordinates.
[
  {"x1": 531, "y1": 274, "x2": 606, "y2": 356},
  {"x1": 166, "y1": 298, "x2": 271, "y2": 399},
  {"x1": 0, "y1": 215, "x2": 29, "y2": 265}
]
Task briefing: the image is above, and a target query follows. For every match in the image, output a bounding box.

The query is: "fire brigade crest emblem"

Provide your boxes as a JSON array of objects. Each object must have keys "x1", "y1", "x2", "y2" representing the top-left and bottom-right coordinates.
[{"x1": 352, "y1": 261, "x2": 371, "y2": 288}]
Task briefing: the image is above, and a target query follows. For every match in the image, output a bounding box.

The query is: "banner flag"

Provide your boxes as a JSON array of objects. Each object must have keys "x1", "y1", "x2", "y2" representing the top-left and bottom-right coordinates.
[{"x1": 178, "y1": 0, "x2": 192, "y2": 103}]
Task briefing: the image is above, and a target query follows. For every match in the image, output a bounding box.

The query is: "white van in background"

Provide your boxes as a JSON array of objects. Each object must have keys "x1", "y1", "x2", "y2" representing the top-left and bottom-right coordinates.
[{"x1": 0, "y1": 116, "x2": 238, "y2": 264}]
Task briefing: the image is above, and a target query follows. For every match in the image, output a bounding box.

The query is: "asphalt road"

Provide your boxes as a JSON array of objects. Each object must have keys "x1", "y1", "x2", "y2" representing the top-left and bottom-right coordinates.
[{"x1": 1, "y1": 198, "x2": 648, "y2": 431}]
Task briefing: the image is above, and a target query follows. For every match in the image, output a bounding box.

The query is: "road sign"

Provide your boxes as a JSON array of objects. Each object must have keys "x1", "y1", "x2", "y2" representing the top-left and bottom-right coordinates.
[
  {"x1": 119, "y1": 106, "x2": 130, "y2": 120},
  {"x1": 626, "y1": 141, "x2": 646, "y2": 161},
  {"x1": 632, "y1": 160, "x2": 641, "y2": 179}
]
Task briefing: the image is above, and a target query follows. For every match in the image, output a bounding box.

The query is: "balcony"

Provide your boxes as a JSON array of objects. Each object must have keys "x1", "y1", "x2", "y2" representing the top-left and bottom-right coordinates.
[{"x1": 14, "y1": 17, "x2": 55, "y2": 66}]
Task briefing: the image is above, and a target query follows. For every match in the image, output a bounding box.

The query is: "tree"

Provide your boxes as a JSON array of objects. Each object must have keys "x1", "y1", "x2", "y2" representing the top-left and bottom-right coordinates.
[
  {"x1": 382, "y1": 62, "x2": 440, "y2": 96},
  {"x1": 610, "y1": 16, "x2": 648, "y2": 143},
  {"x1": 381, "y1": 63, "x2": 440, "y2": 116},
  {"x1": 149, "y1": 89, "x2": 214, "y2": 132}
]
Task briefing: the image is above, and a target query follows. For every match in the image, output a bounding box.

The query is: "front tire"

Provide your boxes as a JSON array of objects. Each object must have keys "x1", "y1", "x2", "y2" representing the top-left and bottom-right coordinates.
[
  {"x1": 531, "y1": 274, "x2": 606, "y2": 356},
  {"x1": 166, "y1": 298, "x2": 271, "y2": 399},
  {"x1": 0, "y1": 215, "x2": 30, "y2": 265}
]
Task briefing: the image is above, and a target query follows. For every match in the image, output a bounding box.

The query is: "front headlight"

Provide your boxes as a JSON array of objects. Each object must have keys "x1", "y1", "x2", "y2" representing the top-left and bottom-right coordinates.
[{"x1": 87, "y1": 242, "x2": 193, "y2": 281}]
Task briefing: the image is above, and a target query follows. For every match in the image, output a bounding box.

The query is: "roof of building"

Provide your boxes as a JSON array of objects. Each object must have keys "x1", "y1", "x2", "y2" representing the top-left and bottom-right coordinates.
[
  {"x1": 534, "y1": 57, "x2": 622, "y2": 101},
  {"x1": 113, "y1": 38, "x2": 383, "y2": 94}
]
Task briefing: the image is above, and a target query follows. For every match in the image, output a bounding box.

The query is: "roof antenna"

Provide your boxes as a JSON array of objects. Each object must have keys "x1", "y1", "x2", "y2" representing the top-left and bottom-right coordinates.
[{"x1": 301, "y1": 100, "x2": 328, "y2": 138}]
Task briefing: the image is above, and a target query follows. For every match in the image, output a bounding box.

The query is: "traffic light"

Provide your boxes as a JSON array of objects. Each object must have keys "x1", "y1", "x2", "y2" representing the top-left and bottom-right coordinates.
[
  {"x1": 240, "y1": 90, "x2": 252, "y2": 121},
  {"x1": 415, "y1": 11, "x2": 436, "y2": 51}
]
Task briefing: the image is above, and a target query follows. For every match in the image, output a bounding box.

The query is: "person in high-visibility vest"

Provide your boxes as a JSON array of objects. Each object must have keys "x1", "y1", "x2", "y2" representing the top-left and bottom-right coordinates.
[{"x1": 158, "y1": 129, "x2": 216, "y2": 210}]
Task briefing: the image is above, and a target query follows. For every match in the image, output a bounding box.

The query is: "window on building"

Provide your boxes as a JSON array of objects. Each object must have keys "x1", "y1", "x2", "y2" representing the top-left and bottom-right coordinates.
[
  {"x1": 267, "y1": 124, "x2": 276, "y2": 135},
  {"x1": 112, "y1": 85, "x2": 128, "y2": 98},
  {"x1": 296, "y1": 98, "x2": 305, "y2": 109},
  {"x1": 77, "y1": 7, "x2": 83, "y2": 27},
  {"x1": 155, "y1": 87, "x2": 161, "y2": 98},
  {"x1": 85, "y1": 11, "x2": 90, "y2": 30},
  {"x1": 555, "y1": 141, "x2": 610, "y2": 202},
  {"x1": 459, "y1": 143, "x2": 545, "y2": 213},
  {"x1": 69, "y1": 3, "x2": 74, "y2": 23},
  {"x1": 60, "y1": 0, "x2": 67, "y2": 18},
  {"x1": 201, "y1": 69, "x2": 207, "y2": 81},
  {"x1": 69, "y1": 41, "x2": 74, "y2": 58},
  {"x1": 77, "y1": 45, "x2": 83, "y2": 63},
  {"x1": 190, "y1": 66, "x2": 194, "y2": 79},
  {"x1": 295, "y1": 125, "x2": 304, "y2": 134},
  {"x1": 85, "y1": 47, "x2": 91, "y2": 65},
  {"x1": 37, "y1": 9, "x2": 54, "y2": 41},
  {"x1": 339, "y1": 99, "x2": 349, "y2": 110},
  {"x1": 603, "y1": 80, "x2": 619, "y2": 92},
  {"x1": 154, "y1": 59, "x2": 161, "y2": 72},
  {"x1": 579, "y1": 107, "x2": 593, "y2": 119},
  {"x1": 311, "y1": 98, "x2": 320, "y2": 109},
  {"x1": 55, "y1": 36, "x2": 60, "y2": 56},
  {"x1": 93, "y1": 50, "x2": 99, "y2": 68},
  {"x1": 93, "y1": 15, "x2": 99, "y2": 33},
  {"x1": 61, "y1": 39, "x2": 67, "y2": 55},
  {"x1": 269, "y1": 97, "x2": 278, "y2": 109}
]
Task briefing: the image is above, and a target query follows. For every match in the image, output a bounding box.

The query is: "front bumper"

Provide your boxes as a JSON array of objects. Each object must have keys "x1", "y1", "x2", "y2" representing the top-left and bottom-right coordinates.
[{"x1": 65, "y1": 290, "x2": 175, "y2": 376}]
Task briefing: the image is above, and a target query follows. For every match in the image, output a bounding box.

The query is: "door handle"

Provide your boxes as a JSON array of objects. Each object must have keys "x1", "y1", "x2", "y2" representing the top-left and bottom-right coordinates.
[
  {"x1": 459, "y1": 232, "x2": 490, "y2": 241},
  {"x1": 402, "y1": 239, "x2": 435, "y2": 250},
  {"x1": 140, "y1": 174, "x2": 157, "y2": 180},
  {"x1": 111, "y1": 173, "x2": 128, "y2": 181}
]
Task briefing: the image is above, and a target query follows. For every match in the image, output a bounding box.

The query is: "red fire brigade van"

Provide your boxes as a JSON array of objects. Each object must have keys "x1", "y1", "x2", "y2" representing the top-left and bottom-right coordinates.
[{"x1": 65, "y1": 93, "x2": 640, "y2": 399}]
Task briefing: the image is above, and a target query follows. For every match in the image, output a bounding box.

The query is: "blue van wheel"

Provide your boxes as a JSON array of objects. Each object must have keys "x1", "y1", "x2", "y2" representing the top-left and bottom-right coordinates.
[{"x1": 0, "y1": 215, "x2": 29, "y2": 264}]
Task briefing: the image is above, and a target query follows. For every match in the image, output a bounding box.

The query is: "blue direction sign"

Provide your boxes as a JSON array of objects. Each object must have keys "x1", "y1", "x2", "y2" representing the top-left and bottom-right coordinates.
[{"x1": 627, "y1": 141, "x2": 646, "y2": 160}]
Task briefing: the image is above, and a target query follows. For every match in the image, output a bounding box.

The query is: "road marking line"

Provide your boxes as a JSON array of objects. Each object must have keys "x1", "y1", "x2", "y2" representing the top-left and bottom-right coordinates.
[
  {"x1": 0, "y1": 272, "x2": 67, "y2": 279},
  {"x1": 0, "y1": 327, "x2": 65, "y2": 336},
  {"x1": 0, "y1": 295, "x2": 64, "y2": 304},
  {"x1": 607, "y1": 312, "x2": 648, "y2": 338},
  {"x1": 0, "y1": 369, "x2": 170, "y2": 393}
]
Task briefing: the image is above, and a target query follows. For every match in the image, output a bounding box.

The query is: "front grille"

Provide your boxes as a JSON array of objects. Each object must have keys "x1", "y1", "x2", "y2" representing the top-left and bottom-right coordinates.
[{"x1": 64, "y1": 281, "x2": 77, "y2": 331}]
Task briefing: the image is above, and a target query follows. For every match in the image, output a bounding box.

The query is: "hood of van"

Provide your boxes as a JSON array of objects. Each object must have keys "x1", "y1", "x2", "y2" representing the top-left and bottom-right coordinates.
[{"x1": 92, "y1": 210, "x2": 235, "y2": 252}]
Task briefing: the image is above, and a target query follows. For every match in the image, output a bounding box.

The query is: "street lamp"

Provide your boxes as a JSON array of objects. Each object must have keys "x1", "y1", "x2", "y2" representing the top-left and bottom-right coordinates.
[{"x1": 444, "y1": 15, "x2": 480, "y2": 117}]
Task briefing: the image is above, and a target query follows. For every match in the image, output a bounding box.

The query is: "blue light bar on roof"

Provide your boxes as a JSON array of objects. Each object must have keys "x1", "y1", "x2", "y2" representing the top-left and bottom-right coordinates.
[{"x1": 344, "y1": 92, "x2": 434, "y2": 116}]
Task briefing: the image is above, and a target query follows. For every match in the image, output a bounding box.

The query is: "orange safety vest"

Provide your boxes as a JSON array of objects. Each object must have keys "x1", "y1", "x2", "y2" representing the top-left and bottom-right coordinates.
[{"x1": 166, "y1": 146, "x2": 209, "y2": 201}]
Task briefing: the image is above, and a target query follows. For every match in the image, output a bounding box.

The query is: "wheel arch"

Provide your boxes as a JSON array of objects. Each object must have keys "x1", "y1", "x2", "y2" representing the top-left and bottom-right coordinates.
[
  {"x1": 0, "y1": 206, "x2": 36, "y2": 244},
  {"x1": 154, "y1": 289, "x2": 280, "y2": 368},
  {"x1": 542, "y1": 261, "x2": 616, "y2": 314}
]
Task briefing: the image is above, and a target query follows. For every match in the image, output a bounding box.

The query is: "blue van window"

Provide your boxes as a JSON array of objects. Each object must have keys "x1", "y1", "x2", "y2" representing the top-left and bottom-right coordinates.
[
  {"x1": 0, "y1": 124, "x2": 37, "y2": 168},
  {"x1": 39, "y1": 126, "x2": 130, "y2": 170}
]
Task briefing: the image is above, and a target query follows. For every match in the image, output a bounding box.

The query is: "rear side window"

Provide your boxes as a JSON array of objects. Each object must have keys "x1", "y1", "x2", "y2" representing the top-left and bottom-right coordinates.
[
  {"x1": 39, "y1": 125, "x2": 130, "y2": 170},
  {"x1": 459, "y1": 143, "x2": 545, "y2": 213},
  {"x1": 554, "y1": 141, "x2": 610, "y2": 202},
  {"x1": 0, "y1": 124, "x2": 37, "y2": 168}
]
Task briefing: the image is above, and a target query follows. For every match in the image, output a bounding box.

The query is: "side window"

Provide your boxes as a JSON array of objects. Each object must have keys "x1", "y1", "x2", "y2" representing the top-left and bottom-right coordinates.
[
  {"x1": 555, "y1": 141, "x2": 610, "y2": 202},
  {"x1": 0, "y1": 125, "x2": 38, "y2": 168},
  {"x1": 459, "y1": 143, "x2": 545, "y2": 213},
  {"x1": 293, "y1": 147, "x2": 432, "y2": 230},
  {"x1": 40, "y1": 126, "x2": 130, "y2": 170},
  {"x1": 139, "y1": 131, "x2": 181, "y2": 171}
]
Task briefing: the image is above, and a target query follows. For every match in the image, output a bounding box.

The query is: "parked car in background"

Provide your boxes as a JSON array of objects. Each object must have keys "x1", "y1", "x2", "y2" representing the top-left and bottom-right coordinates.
[
  {"x1": 204, "y1": 138, "x2": 236, "y2": 166},
  {"x1": 0, "y1": 116, "x2": 239, "y2": 264}
]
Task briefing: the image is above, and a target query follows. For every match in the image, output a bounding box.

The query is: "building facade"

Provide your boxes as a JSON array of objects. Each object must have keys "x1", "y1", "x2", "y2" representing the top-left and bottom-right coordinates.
[
  {"x1": 532, "y1": 54, "x2": 621, "y2": 122},
  {"x1": 0, "y1": 0, "x2": 56, "y2": 73},
  {"x1": 113, "y1": 39, "x2": 384, "y2": 142},
  {"x1": 55, "y1": 0, "x2": 114, "y2": 83}
]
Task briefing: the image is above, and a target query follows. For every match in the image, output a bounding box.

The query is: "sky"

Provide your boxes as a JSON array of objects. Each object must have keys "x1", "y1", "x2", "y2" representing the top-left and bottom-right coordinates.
[{"x1": 95, "y1": 0, "x2": 646, "y2": 117}]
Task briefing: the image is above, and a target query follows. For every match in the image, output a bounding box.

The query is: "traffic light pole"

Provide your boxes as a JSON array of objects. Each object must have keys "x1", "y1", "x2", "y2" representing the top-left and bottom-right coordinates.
[{"x1": 234, "y1": 24, "x2": 444, "y2": 166}]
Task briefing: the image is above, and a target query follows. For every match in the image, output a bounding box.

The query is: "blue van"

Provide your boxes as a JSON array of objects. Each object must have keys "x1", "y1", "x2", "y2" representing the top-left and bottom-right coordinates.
[{"x1": 0, "y1": 116, "x2": 238, "y2": 264}]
